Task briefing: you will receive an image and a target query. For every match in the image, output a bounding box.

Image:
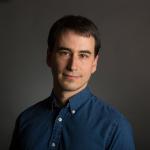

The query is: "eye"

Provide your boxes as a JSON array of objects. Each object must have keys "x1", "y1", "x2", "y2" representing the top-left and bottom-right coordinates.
[
  {"x1": 58, "y1": 50, "x2": 71, "y2": 57},
  {"x1": 79, "y1": 53, "x2": 89, "y2": 59}
]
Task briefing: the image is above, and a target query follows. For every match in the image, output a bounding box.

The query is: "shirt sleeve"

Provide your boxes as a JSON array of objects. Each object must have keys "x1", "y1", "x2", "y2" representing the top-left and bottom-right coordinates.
[{"x1": 106, "y1": 117, "x2": 135, "y2": 150}]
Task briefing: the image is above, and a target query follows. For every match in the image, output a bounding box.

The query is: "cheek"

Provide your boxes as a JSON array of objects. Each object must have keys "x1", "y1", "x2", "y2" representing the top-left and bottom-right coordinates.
[
  {"x1": 82, "y1": 65, "x2": 93, "y2": 76},
  {"x1": 55, "y1": 59, "x2": 68, "y2": 72}
]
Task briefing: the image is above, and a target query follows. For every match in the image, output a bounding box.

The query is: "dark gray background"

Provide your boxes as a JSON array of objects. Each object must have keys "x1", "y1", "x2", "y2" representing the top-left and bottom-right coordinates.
[{"x1": 0, "y1": 0, "x2": 150, "y2": 149}]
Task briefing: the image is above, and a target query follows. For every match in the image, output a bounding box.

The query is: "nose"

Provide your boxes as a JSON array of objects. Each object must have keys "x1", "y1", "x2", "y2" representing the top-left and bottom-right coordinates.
[{"x1": 67, "y1": 54, "x2": 78, "y2": 71}]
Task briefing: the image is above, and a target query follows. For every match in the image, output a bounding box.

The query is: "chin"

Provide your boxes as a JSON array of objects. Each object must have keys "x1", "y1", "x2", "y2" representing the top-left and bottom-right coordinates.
[{"x1": 60, "y1": 82, "x2": 87, "y2": 92}]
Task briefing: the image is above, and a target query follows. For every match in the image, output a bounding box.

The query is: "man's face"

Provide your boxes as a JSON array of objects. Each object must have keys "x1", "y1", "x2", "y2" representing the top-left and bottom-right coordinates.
[{"x1": 47, "y1": 31, "x2": 98, "y2": 94}]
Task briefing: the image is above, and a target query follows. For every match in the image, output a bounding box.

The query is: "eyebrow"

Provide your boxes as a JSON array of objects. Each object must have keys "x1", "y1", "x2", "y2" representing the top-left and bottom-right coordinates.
[
  {"x1": 56, "y1": 46, "x2": 92, "y2": 55},
  {"x1": 56, "y1": 47, "x2": 71, "y2": 51}
]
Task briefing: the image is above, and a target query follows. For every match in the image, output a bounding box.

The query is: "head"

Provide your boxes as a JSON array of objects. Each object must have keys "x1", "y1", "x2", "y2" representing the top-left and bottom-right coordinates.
[{"x1": 47, "y1": 15, "x2": 101, "y2": 95}]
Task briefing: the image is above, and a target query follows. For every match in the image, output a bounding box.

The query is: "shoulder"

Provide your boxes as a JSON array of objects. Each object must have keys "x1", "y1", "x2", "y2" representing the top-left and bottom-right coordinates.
[
  {"x1": 17, "y1": 97, "x2": 51, "y2": 124},
  {"x1": 89, "y1": 94, "x2": 132, "y2": 129},
  {"x1": 89, "y1": 94, "x2": 134, "y2": 147}
]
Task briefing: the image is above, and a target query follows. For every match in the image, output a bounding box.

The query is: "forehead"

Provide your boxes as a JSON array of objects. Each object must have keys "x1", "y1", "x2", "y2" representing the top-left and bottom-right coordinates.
[{"x1": 56, "y1": 31, "x2": 95, "y2": 52}]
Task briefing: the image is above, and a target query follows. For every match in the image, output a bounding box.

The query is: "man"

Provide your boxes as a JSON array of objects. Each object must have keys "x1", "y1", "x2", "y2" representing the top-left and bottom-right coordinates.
[{"x1": 10, "y1": 15, "x2": 135, "y2": 150}]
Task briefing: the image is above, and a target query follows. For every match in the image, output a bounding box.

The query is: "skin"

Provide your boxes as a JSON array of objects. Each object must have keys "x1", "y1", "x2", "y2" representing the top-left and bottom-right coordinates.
[{"x1": 47, "y1": 31, "x2": 99, "y2": 106}]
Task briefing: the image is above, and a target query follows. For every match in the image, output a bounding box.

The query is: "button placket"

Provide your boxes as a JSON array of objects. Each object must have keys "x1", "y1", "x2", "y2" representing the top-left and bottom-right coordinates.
[{"x1": 49, "y1": 107, "x2": 69, "y2": 149}]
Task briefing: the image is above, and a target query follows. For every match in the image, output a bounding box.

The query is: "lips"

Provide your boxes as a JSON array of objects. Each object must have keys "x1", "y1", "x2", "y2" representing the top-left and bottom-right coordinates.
[{"x1": 63, "y1": 73, "x2": 80, "y2": 78}]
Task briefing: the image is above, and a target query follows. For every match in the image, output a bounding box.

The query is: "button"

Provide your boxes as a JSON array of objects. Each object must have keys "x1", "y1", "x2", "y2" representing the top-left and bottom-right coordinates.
[
  {"x1": 51, "y1": 142, "x2": 56, "y2": 147},
  {"x1": 71, "y1": 109, "x2": 76, "y2": 114},
  {"x1": 58, "y1": 117, "x2": 62, "y2": 122}
]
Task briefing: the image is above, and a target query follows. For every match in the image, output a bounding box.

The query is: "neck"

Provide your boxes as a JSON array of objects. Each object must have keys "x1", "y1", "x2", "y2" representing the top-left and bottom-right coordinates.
[{"x1": 53, "y1": 85, "x2": 87, "y2": 106}]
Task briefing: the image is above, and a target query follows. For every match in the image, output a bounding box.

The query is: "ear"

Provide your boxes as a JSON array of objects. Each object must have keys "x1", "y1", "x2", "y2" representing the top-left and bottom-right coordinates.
[
  {"x1": 91, "y1": 54, "x2": 99, "y2": 74},
  {"x1": 46, "y1": 48, "x2": 52, "y2": 68}
]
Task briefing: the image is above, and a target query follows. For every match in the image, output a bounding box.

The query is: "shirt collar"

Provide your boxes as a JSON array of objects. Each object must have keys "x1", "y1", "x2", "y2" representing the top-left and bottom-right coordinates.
[
  {"x1": 68, "y1": 86, "x2": 92, "y2": 112},
  {"x1": 49, "y1": 86, "x2": 92, "y2": 113},
  {"x1": 50, "y1": 92, "x2": 62, "y2": 112}
]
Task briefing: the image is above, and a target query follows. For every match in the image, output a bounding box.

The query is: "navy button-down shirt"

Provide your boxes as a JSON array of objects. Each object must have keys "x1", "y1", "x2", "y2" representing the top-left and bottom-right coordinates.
[{"x1": 10, "y1": 87, "x2": 135, "y2": 150}]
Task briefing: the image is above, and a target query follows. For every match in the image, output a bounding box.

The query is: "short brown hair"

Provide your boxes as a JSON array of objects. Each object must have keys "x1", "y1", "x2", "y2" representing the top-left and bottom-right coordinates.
[{"x1": 47, "y1": 15, "x2": 101, "y2": 56}]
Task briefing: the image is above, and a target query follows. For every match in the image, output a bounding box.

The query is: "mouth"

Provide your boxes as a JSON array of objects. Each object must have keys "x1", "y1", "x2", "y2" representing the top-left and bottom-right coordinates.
[{"x1": 63, "y1": 74, "x2": 80, "y2": 79}]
